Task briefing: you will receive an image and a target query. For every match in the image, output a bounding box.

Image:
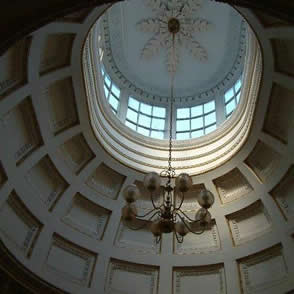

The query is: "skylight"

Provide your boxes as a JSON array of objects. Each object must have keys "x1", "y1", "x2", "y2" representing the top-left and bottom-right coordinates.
[
  {"x1": 176, "y1": 101, "x2": 216, "y2": 140},
  {"x1": 101, "y1": 67, "x2": 121, "y2": 114},
  {"x1": 125, "y1": 97, "x2": 166, "y2": 139}
]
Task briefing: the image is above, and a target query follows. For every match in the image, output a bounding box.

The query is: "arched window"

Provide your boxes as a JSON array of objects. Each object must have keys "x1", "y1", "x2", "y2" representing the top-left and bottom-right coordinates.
[
  {"x1": 224, "y1": 77, "x2": 242, "y2": 118},
  {"x1": 176, "y1": 101, "x2": 216, "y2": 140},
  {"x1": 125, "y1": 97, "x2": 166, "y2": 139},
  {"x1": 101, "y1": 67, "x2": 121, "y2": 114}
]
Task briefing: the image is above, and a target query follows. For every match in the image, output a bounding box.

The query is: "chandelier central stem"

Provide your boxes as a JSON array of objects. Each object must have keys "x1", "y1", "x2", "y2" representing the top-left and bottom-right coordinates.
[
  {"x1": 167, "y1": 32, "x2": 176, "y2": 185},
  {"x1": 121, "y1": 19, "x2": 215, "y2": 244}
]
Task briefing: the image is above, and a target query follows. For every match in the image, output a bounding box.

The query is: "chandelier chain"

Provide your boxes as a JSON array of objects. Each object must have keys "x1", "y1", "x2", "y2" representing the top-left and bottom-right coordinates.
[{"x1": 167, "y1": 33, "x2": 176, "y2": 183}]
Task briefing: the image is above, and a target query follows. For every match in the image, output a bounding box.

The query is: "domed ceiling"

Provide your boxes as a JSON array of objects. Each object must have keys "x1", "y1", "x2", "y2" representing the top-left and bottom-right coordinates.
[
  {"x1": 102, "y1": 0, "x2": 246, "y2": 98},
  {"x1": 0, "y1": 1, "x2": 294, "y2": 294}
]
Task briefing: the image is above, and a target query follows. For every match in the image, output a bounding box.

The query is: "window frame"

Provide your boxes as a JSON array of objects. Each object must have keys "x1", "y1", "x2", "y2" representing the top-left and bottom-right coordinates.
[
  {"x1": 224, "y1": 77, "x2": 242, "y2": 118},
  {"x1": 101, "y1": 67, "x2": 121, "y2": 114},
  {"x1": 176, "y1": 101, "x2": 217, "y2": 139},
  {"x1": 125, "y1": 97, "x2": 167, "y2": 139}
]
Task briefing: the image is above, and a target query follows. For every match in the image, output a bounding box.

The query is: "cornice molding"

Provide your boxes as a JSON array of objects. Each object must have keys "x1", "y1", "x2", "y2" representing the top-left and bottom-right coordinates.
[{"x1": 101, "y1": 2, "x2": 246, "y2": 103}]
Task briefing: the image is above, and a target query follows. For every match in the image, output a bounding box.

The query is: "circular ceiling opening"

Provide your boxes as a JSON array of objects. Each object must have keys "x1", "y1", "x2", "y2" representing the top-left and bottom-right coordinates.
[{"x1": 83, "y1": 0, "x2": 262, "y2": 174}]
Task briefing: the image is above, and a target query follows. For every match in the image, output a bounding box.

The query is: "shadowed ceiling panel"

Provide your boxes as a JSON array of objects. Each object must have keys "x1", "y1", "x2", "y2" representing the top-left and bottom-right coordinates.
[
  {"x1": 45, "y1": 234, "x2": 97, "y2": 288},
  {"x1": 173, "y1": 264, "x2": 226, "y2": 294},
  {"x1": 106, "y1": 259, "x2": 159, "y2": 294},
  {"x1": 0, "y1": 37, "x2": 31, "y2": 100},
  {"x1": 213, "y1": 168, "x2": 253, "y2": 204},
  {"x1": 226, "y1": 200, "x2": 272, "y2": 246},
  {"x1": 115, "y1": 219, "x2": 160, "y2": 254},
  {"x1": 238, "y1": 244, "x2": 288, "y2": 294},
  {"x1": 25, "y1": 155, "x2": 68, "y2": 210},
  {"x1": 270, "y1": 165, "x2": 294, "y2": 221},
  {"x1": 40, "y1": 34, "x2": 75, "y2": 75},
  {"x1": 245, "y1": 141, "x2": 281, "y2": 183},
  {"x1": 272, "y1": 38, "x2": 294, "y2": 77},
  {"x1": 86, "y1": 163, "x2": 126, "y2": 200},
  {"x1": 0, "y1": 191, "x2": 42, "y2": 257},
  {"x1": 45, "y1": 77, "x2": 79, "y2": 135},
  {"x1": 263, "y1": 83, "x2": 294, "y2": 144},
  {"x1": 57, "y1": 134, "x2": 94, "y2": 174},
  {"x1": 0, "y1": 96, "x2": 43, "y2": 165},
  {"x1": 62, "y1": 193, "x2": 111, "y2": 240},
  {"x1": 174, "y1": 219, "x2": 221, "y2": 255}
]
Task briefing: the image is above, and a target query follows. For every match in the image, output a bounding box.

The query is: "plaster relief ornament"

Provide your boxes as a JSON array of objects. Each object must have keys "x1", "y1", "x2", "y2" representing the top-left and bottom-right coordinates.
[{"x1": 137, "y1": 0, "x2": 214, "y2": 73}]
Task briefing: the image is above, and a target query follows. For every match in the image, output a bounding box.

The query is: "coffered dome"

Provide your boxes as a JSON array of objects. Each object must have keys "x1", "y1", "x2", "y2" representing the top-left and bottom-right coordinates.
[{"x1": 0, "y1": 1, "x2": 294, "y2": 294}]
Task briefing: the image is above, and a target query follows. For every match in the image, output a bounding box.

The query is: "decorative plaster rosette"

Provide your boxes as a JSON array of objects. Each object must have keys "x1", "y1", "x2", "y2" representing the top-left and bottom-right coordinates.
[{"x1": 137, "y1": 0, "x2": 213, "y2": 73}]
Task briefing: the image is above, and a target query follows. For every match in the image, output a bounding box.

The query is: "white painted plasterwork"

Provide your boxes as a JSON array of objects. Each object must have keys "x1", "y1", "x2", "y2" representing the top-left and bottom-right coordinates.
[
  {"x1": 100, "y1": 0, "x2": 246, "y2": 101},
  {"x1": 84, "y1": 25, "x2": 261, "y2": 174}
]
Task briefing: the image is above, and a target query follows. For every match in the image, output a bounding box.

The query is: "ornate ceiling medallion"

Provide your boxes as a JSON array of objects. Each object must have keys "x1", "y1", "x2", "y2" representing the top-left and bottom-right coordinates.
[{"x1": 137, "y1": 0, "x2": 214, "y2": 73}]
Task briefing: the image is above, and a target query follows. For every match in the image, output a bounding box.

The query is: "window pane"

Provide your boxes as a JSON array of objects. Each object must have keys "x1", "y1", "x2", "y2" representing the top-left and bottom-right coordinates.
[
  {"x1": 151, "y1": 130, "x2": 164, "y2": 139},
  {"x1": 235, "y1": 79, "x2": 241, "y2": 92},
  {"x1": 140, "y1": 103, "x2": 152, "y2": 115},
  {"x1": 176, "y1": 132, "x2": 190, "y2": 140},
  {"x1": 153, "y1": 106, "x2": 166, "y2": 118},
  {"x1": 111, "y1": 83, "x2": 120, "y2": 98},
  {"x1": 109, "y1": 94, "x2": 119, "y2": 110},
  {"x1": 101, "y1": 67, "x2": 105, "y2": 76},
  {"x1": 191, "y1": 129, "x2": 204, "y2": 138},
  {"x1": 225, "y1": 88, "x2": 234, "y2": 102},
  {"x1": 225, "y1": 100, "x2": 236, "y2": 115},
  {"x1": 152, "y1": 118, "x2": 165, "y2": 130},
  {"x1": 105, "y1": 75, "x2": 111, "y2": 87},
  {"x1": 125, "y1": 120, "x2": 136, "y2": 131},
  {"x1": 104, "y1": 85, "x2": 109, "y2": 98},
  {"x1": 138, "y1": 114, "x2": 151, "y2": 128},
  {"x1": 205, "y1": 124, "x2": 216, "y2": 134},
  {"x1": 204, "y1": 112, "x2": 216, "y2": 126},
  {"x1": 129, "y1": 97, "x2": 139, "y2": 110},
  {"x1": 191, "y1": 117, "x2": 203, "y2": 130},
  {"x1": 126, "y1": 108, "x2": 138, "y2": 123},
  {"x1": 176, "y1": 119, "x2": 190, "y2": 131},
  {"x1": 177, "y1": 108, "x2": 190, "y2": 119},
  {"x1": 204, "y1": 101, "x2": 215, "y2": 113},
  {"x1": 137, "y1": 127, "x2": 149, "y2": 136},
  {"x1": 191, "y1": 105, "x2": 203, "y2": 117},
  {"x1": 236, "y1": 92, "x2": 241, "y2": 104}
]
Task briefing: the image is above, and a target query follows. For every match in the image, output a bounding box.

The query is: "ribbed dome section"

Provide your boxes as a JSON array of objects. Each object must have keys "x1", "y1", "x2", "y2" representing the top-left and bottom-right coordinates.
[{"x1": 0, "y1": 2, "x2": 294, "y2": 294}]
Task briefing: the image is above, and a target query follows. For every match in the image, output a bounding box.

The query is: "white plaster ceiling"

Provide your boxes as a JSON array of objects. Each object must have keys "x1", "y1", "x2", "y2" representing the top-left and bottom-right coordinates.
[
  {"x1": 0, "y1": 3, "x2": 294, "y2": 294},
  {"x1": 103, "y1": 0, "x2": 245, "y2": 98}
]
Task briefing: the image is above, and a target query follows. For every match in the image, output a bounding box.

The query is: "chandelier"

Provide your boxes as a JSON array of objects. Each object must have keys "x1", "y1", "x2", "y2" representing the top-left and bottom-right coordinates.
[{"x1": 121, "y1": 17, "x2": 215, "y2": 244}]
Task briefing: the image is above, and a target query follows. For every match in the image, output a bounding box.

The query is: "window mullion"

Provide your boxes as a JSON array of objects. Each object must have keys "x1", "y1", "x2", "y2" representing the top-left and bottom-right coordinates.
[{"x1": 118, "y1": 88, "x2": 128, "y2": 122}]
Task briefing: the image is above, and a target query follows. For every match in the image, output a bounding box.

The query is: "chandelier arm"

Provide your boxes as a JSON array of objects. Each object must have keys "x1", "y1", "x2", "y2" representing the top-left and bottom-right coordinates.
[
  {"x1": 174, "y1": 232, "x2": 184, "y2": 243},
  {"x1": 155, "y1": 235, "x2": 162, "y2": 244},
  {"x1": 135, "y1": 208, "x2": 158, "y2": 218},
  {"x1": 150, "y1": 191, "x2": 161, "y2": 210},
  {"x1": 175, "y1": 212, "x2": 205, "y2": 235},
  {"x1": 176, "y1": 191, "x2": 185, "y2": 210},
  {"x1": 175, "y1": 209, "x2": 195, "y2": 222},
  {"x1": 124, "y1": 211, "x2": 160, "y2": 231}
]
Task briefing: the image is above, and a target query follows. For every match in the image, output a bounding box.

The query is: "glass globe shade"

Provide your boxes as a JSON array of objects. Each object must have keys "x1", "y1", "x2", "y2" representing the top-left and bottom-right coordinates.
[
  {"x1": 195, "y1": 208, "x2": 212, "y2": 226},
  {"x1": 121, "y1": 204, "x2": 137, "y2": 222},
  {"x1": 175, "y1": 173, "x2": 192, "y2": 192},
  {"x1": 123, "y1": 184, "x2": 140, "y2": 203},
  {"x1": 144, "y1": 172, "x2": 161, "y2": 192},
  {"x1": 175, "y1": 220, "x2": 189, "y2": 236},
  {"x1": 159, "y1": 219, "x2": 174, "y2": 233},
  {"x1": 198, "y1": 189, "x2": 215, "y2": 209},
  {"x1": 150, "y1": 220, "x2": 161, "y2": 237}
]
